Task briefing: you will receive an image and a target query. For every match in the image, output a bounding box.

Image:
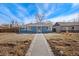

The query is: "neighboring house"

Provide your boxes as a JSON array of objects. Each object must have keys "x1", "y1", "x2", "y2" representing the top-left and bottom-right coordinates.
[
  {"x1": 20, "y1": 22, "x2": 53, "y2": 33},
  {"x1": 53, "y1": 22, "x2": 79, "y2": 32},
  {"x1": 0, "y1": 24, "x2": 19, "y2": 32}
]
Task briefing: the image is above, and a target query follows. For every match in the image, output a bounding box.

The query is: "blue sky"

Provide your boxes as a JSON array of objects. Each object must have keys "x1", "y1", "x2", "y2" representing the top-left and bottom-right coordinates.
[{"x1": 0, "y1": 3, "x2": 79, "y2": 24}]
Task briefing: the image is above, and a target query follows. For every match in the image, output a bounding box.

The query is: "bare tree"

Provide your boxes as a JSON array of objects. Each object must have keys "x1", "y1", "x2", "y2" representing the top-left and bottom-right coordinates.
[
  {"x1": 77, "y1": 14, "x2": 79, "y2": 22},
  {"x1": 72, "y1": 14, "x2": 79, "y2": 22},
  {"x1": 35, "y1": 13, "x2": 44, "y2": 33},
  {"x1": 35, "y1": 13, "x2": 44, "y2": 23}
]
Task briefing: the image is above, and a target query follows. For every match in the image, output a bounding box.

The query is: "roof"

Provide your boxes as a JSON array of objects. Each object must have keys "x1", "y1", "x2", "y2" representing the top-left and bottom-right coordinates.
[
  {"x1": 54, "y1": 22, "x2": 79, "y2": 26},
  {"x1": 26, "y1": 22, "x2": 53, "y2": 26}
]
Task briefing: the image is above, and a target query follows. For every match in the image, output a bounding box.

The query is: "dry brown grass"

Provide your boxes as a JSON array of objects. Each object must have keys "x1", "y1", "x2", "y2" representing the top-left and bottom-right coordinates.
[
  {"x1": 0, "y1": 33, "x2": 34, "y2": 56},
  {"x1": 44, "y1": 33, "x2": 79, "y2": 56}
]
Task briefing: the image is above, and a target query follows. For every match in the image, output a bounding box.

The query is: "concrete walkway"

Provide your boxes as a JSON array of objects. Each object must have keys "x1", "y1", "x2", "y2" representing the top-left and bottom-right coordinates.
[{"x1": 26, "y1": 34, "x2": 54, "y2": 56}]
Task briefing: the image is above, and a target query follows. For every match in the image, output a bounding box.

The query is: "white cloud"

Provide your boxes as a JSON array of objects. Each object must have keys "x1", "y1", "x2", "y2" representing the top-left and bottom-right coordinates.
[
  {"x1": 47, "y1": 13, "x2": 79, "y2": 23},
  {"x1": 14, "y1": 4, "x2": 29, "y2": 16},
  {"x1": 35, "y1": 4, "x2": 43, "y2": 14},
  {"x1": 72, "y1": 3, "x2": 79, "y2": 8},
  {"x1": 44, "y1": 4, "x2": 62, "y2": 18},
  {"x1": 70, "y1": 3, "x2": 79, "y2": 13},
  {"x1": 0, "y1": 4, "x2": 31, "y2": 24},
  {"x1": 23, "y1": 17, "x2": 36, "y2": 24},
  {"x1": 43, "y1": 3, "x2": 49, "y2": 10},
  {"x1": 45, "y1": 7, "x2": 55, "y2": 18},
  {"x1": 0, "y1": 5, "x2": 22, "y2": 24},
  {"x1": 0, "y1": 3, "x2": 79, "y2": 24},
  {"x1": 14, "y1": 4, "x2": 36, "y2": 24}
]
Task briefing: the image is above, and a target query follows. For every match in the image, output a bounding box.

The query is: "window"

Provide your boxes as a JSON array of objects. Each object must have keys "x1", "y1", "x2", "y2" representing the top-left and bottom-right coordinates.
[
  {"x1": 72, "y1": 27, "x2": 74, "y2": 30},
  {"x1": 46, "y1": 27, "x2": 48, "y2": 29}
]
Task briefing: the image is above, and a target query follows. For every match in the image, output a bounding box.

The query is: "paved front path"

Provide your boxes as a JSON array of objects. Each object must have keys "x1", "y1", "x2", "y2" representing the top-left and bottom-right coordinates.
[{"x1": 26, "y1": 34, "x2": 54, "y2": 56}]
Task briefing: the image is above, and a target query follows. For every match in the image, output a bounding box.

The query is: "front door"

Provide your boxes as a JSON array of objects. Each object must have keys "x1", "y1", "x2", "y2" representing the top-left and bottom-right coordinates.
[
  {"x1": 37, "y1": 26, "x2": 42, "y2": 33},
  {"x1": 52, "y1": 28, "x2": 56, "y2": 32}
]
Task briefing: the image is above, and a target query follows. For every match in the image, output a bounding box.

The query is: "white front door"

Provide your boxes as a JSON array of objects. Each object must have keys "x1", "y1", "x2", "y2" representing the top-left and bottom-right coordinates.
[{"x1": 37, "y1": 27, "x2": 41, "y2": 33}]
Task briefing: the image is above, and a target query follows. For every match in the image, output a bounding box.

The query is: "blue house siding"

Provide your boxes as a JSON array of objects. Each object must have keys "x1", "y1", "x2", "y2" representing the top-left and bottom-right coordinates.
[
  {"x1": 31, "y1": 26, "x2": 37, "y2": 33},
  {"x1": 42, "y1": 27, "x2": 48, "y2": 32},
  {"x1": 19, "y1": 26, "x2": 52, "y2": 33}
]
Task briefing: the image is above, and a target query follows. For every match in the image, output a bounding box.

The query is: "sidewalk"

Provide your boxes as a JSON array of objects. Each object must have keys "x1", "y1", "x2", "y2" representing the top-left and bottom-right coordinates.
[{"x1": 26, "y1": 34, "x2": 54, "y2": 56}]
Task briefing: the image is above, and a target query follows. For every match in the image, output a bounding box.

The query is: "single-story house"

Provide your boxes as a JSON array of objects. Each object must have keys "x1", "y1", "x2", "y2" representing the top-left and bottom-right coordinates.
[
  {"x1": 53, "y1": 22, "x2": 79, "y2": 32},
  {"x1": 20, "y1": 22, "x2": 53, "y2": 33}
]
